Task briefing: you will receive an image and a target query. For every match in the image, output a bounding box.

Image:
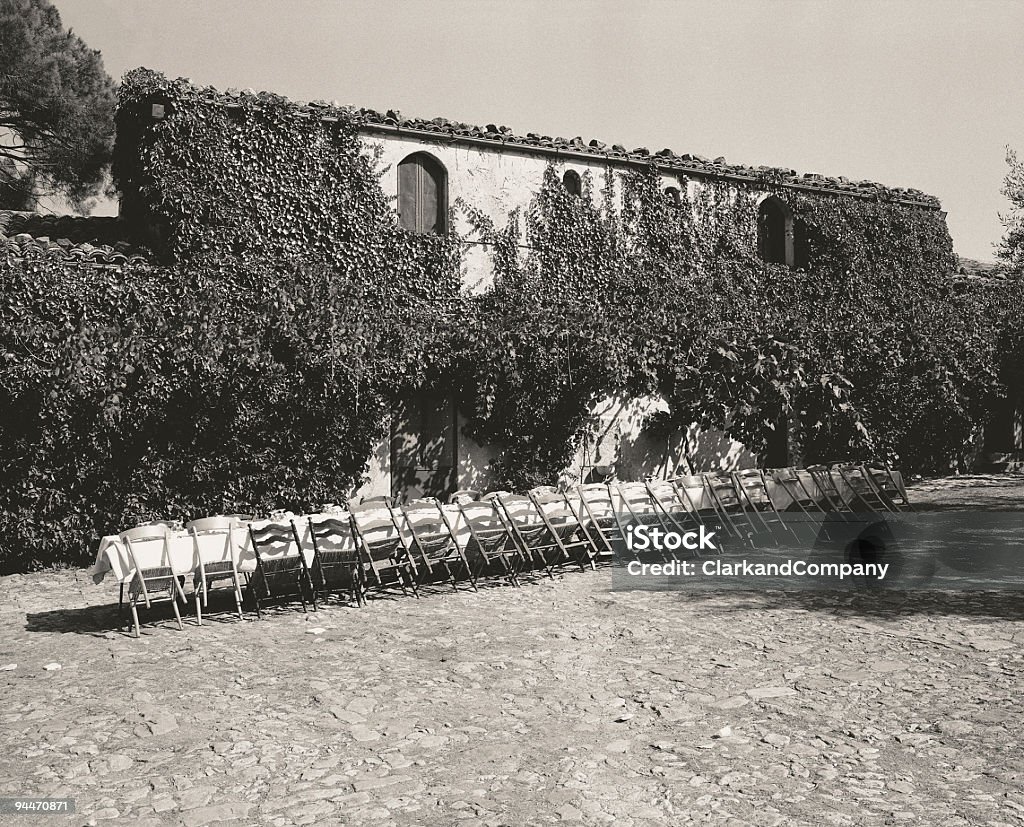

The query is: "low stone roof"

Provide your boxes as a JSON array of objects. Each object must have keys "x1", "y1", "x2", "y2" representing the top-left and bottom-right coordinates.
[
  {"x1": 181, "y1": 84, "x2": 941, "y2": 209},
  {"x1": 0, "y1": 210, "x2": 150, "y2": 266},
  {"x1": 949, "y1": 256, "x2": 1011, "y2": 288}
]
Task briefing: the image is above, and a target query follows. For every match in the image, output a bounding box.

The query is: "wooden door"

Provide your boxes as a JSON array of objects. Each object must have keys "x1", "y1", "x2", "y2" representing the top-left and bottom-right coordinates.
[{"x1": 398, "y1": 154, "x2": 446, "y2": 234}]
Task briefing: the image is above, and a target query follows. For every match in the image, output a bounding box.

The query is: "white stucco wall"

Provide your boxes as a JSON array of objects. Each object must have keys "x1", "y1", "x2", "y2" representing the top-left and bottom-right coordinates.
[{"x1": 366, "y1": 133, "x2": 701, "y2": 294}]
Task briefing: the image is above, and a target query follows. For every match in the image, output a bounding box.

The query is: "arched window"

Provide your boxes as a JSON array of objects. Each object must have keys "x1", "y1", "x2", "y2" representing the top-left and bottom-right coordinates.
[
  {"x1": 398, "y1": 152, "x2": 448, "y2": 234},
  {"x1": 562, "y1": 169, "x2": 582, "y2": 197},
  {"x1": 757, "y1": 196, "x2": 794, "y2": 267},
  {"x1": 663, "y1": 186, "x2": 681, "y2": 207}
]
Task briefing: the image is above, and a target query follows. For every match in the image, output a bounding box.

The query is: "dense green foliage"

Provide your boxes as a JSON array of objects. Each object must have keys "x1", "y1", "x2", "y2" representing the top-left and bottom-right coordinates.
[
  {"x1": 0, "y1": 0, "x2": 117, "y2": 209},
  {"x1": 1, "y1": 71, "x2": 459, "y2": 571},
  {"x1": 0, "y1": 68, "x2": 1017, "y2": 571},
  {"x1": 453, "y1": 165, "x2": 999, "y2": 488},
  {"x1": 999, "y1": 147, "x2": 1024, "y2": 277}
]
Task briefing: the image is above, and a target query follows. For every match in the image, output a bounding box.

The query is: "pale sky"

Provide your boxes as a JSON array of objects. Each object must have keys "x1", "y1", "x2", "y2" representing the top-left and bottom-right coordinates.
[{"x1": 55, "y1": 0, "x2": 1024, "y2": 262}]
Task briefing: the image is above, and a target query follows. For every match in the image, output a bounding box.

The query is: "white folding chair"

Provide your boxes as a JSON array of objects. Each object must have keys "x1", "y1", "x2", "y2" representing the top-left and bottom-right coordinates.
[
  {"x1": 121, "y1": 525, "x2": 189, "y2": 637},
  {"x1": 187, "y1": 516, "x2": 245, "y2": 624}
]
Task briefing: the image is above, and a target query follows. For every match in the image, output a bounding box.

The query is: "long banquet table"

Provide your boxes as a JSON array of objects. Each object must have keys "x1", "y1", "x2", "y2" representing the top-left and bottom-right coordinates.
[{"x1": 91, "y1": 469, "x2": 904, "y2": 587}]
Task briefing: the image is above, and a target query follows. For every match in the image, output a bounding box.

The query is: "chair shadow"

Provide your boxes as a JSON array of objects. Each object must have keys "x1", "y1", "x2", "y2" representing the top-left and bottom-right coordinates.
[
  {"x1": 25, "y1": 590, "x2": 251, "y2": 636},
  {"x1": 666, "y1": 587, "x2": 1024, "y2": 621},
  {"x1": 25, "y1": 601, "x2": 170, "y2": 636}
]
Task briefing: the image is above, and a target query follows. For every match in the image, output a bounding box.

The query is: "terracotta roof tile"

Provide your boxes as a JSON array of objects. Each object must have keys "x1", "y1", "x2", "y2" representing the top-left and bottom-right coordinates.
[
  {"x1": 0, "y1": 210, "x2": 150, "y2": 266},
  {"x1": 179, "y1": 83, "x2": 940, "y2": 209}
]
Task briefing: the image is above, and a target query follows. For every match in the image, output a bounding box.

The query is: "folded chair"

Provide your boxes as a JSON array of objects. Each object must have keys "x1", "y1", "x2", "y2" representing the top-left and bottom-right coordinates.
[
  {"x1": 613, "y1": 482, "x2": 678, "y2": 561},
  {"x1": 573, "y1": 483, "x2": 623, "y2": 559},
  {"x1": 349, "y1": 503, "x2": 419, "y2": 599},
  {"x1": 671, "y1": 474, "x2": 744, "y2": 542},
  {"x1": 492, "y1": 494, "x2": 561, "y2": 577},
  {"x1": 863, "y1": 463, "x2": 914, "y2": 511},
  {"x1": 644, "y1": 479, "x2": 702, "y2": 535},
  {"x1": 806, "y1": 465, "x2": 854, "y2": 513},
  {"x1": 702, "y1": 473, "x2": 760, "y2": 542},
  {"x1": 401, "y1": 501, "x2": 476, "y2": 591},
  {"x1": 440, "y1": 500, "x2": 522, "y2": 586},
  {"x1": 769, "y1": 467, "x2": 828, "y2": 516},
  {"x1": 528, "y1": 490, "x2": 595, "y2": 572},
  {"x1": 305, "y1": 514, "x2": 364, "y2": 606},
  {"x1": 121, "y1": 525, "x2": 190, "y2": 638},
  {"x1": 731, "y1": 469, "x2": 787, "y2": 539},
  {"x1": 246, "y1": 520, "x2": 317, "y2": 618},
  {"x1": 832, "y1": 463, "x2": 893, "y2": 513},
  {"x1": 187, "y1": 516, "x2": 245, "y2": 624}
]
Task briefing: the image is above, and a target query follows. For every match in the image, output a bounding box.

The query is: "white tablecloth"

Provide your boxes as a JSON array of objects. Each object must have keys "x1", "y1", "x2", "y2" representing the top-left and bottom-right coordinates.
[{"x1": 91, "y1": 517, "x2": 341, "y2": 585}]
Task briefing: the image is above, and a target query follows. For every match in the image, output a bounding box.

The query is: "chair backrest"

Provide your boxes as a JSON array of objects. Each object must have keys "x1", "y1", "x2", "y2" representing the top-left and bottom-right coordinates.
[
  {"x1": 771, "y1": 466, "x2": 801, "y2": 483},
  {"x1": 837, "y1": 464, "x2": 875, "y2": 493},
  {"x1": 448, "y1": 489, "x2": 481, "y2": 504},
  {"x1": 807, "y1": 465, "x2": 842, "y2": 493},
  {"x1": 457, "y1": 502, "x2": 506, "y2": 530},
  {"x1": 120, "y1": 529, "x2": 171, "y2": 572},
  {"x1": 248, "y1": 521, "x2": 301, "y2": 560},
  {"x1": 646, "y1": 480, "x2": 690, "y2": 513},
  {"x1": 122, "y1": 523, "x2": 170, "y2": 541},
  {"x1": 456, "y1": 501, "x2": 514, "y2": 554},
  {"x1": 494, "y1": 494, "x2": 541, "y2": 524},
  {"x1": 401, "y1": 501, "x2": 455, "y2": 557},
  {"x1": 615, "y1": 482, "x2": 658, "y2": 516},
  {"x1": 575, "y1": 484, "x2": 615, "y2": 518},
  {"x1": 530, "y1": 491, "x2": 579, "y2": 525},
  {"x1": 186, "y1": 516, "x2": 236, "y2": 532},
  {"x1": 671, "y1": 475, "x2": 711, "y2": 511},
  {"x1": 732, "y1": 469, "x2": 772, "y2": 507},
  {"x1": 704, "y1": 473, "x2": 741, "y2": 507},
  {"x1": 770, "y1": 467, "x2": 818, "y2": 508},
  {"x1": 349, "y1": 506, "x2": 405, "y2": 561},
  {"x1": 864, "y1": 463, "x2": 907, "y2": 503},
  {"x1": 306, "y1": 515, "x2": 358, "y2": 558},
  {"x1": 402, "y1": 502, "x2": 450, "y2": 536},
  {"x1": 188, "y1": 517, "x2": 237, "y2": 566}
]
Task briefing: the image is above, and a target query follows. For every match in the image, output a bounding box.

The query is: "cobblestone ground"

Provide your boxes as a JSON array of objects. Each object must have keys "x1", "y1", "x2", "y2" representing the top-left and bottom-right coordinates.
[{"x1": 1, "y1": 476, "x2": 1023, "y2": 827}]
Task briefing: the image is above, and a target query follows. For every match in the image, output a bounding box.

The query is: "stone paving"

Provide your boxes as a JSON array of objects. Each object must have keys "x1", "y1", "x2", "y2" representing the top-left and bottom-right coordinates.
[{"x1": 1, "y1": 475, "x2": 1023, "y2": 826}]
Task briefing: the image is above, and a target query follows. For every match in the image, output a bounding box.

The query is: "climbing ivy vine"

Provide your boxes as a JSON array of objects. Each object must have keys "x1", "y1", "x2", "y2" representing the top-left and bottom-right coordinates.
[{"x1": 0, "y1": 68, "x2": 1016, "y2": 571}]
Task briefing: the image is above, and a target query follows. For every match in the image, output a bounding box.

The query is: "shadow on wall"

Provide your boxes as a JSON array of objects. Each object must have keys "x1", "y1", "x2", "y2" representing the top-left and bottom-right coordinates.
[
  {"x1": 353, "y1": 436, "x2": 391, "y2": 503},
  {"x1": 577, "y1": 395, "x2": 756, "y2": 480},
  {"x1": 618, "y1": 423, "x2": 756, "y2": 478},
  {"x1": 456, "y1": 411, "x2": 501, "y2": 493}
]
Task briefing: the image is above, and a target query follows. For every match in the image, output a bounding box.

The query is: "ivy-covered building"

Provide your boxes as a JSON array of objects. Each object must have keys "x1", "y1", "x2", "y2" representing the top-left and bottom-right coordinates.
[{"x1": 4, "y1": 68, "x2": 983, "y2": 513}]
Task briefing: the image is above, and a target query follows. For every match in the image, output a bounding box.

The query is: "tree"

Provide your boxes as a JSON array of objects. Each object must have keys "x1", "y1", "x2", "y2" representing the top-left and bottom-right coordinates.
[
  {"x1": 0, "y1": 0, "x2": 117, "y2": 210},
  {"x1": 998, "y1": 147, "x2": 1024, "y2": 277}
]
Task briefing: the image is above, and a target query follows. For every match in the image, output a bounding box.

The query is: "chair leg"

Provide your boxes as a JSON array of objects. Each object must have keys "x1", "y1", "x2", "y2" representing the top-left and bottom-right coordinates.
[
  {"x1": 170, "y1": 594, "x2": 183, "y2": 631},
  {"x1": 232, "y1": 574, "x2": 244, "y2": 620},
  {"x1": 195, "y1": 594, "x2": 203, "y2": 626},
  {"x1": 130, "y1": 600, "x2": 141, "y2": 638}
]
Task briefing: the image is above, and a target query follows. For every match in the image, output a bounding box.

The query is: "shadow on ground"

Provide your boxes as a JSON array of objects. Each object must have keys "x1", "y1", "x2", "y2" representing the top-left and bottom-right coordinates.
[{"x1": 662, "y1": 586, "x2": 1024, "y2": 621}]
